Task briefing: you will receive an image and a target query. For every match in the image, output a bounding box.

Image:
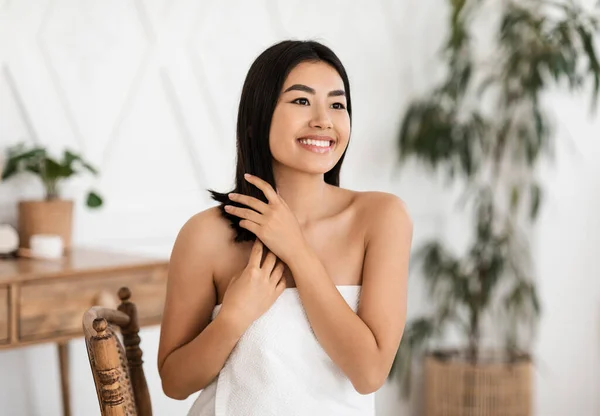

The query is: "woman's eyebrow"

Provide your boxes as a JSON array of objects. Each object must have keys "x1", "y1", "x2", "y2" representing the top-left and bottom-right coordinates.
[{"x1": 283, "y1": 84, "x2": 346, "y2": 97}]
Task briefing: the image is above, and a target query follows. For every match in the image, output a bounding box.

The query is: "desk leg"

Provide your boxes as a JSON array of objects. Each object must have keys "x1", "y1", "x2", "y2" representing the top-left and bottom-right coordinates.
[{"x1": 58, "y1": 341, "x2": 71, "y2": 416}]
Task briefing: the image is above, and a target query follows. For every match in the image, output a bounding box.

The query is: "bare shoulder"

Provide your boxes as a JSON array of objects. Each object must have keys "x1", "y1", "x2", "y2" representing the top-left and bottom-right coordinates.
[
  {"x1": 350, "y1": 190, "x2": 413, "y2": 239},
  {"x1": 175, "y1": 205, "x2": 234, "y2": 253},
  {"x1": 168, "y1": 205, "x2": 238, "y2": 283},
  {"x1": 342, "y1": 189, "x2": 410, "y2": 218}
]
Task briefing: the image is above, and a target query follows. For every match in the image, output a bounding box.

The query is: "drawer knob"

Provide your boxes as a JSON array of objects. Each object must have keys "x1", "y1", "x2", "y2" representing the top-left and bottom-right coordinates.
[{"x1": 118, "y1": 287, "x2": 131, "y2": 301}]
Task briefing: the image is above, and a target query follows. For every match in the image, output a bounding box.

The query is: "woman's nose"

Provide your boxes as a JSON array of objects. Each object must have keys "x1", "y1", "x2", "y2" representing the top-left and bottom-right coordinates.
[{"x1": 308, "y1": 105, "x2": 333, "y2": 129}]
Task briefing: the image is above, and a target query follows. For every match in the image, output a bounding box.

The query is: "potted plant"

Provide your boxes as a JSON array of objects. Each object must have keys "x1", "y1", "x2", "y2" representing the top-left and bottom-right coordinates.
[
  {"x1": 391, "y1": 0, "x2": 599, "y2": 414},
  {"x1": 1, "y1": 142, "x2": 103, "y2": 251}
]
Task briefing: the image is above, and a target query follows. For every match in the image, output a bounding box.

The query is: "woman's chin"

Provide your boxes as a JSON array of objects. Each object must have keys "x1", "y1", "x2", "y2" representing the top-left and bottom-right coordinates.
[
  {"x1": 293, "y1": 163, "x2": 339, "y2": 176},
  {"x1": 272, "y1": 154, "x2": 341, "y2": 175}
]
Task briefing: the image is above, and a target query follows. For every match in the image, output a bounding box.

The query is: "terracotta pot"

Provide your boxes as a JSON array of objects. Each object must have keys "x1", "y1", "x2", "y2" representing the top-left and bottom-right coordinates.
[
  {"x1": 425, "y1": 350, "x2": 533, "y2": 416},
  {"x1": 18, "y1": 199, "x2": 74, "y2": 251}
]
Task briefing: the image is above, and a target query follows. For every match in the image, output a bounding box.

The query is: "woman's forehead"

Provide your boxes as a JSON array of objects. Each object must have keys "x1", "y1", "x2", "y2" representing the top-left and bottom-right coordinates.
[{"x1": 282, "y1": 61, "x2": 345, "y2": 91}]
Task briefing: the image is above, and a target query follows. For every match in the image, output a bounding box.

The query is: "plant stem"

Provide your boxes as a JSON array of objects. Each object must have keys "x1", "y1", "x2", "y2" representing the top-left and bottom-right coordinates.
[
  {"x1": 45, "y1": 180, "x2": 59, "y2": 200},
  {"x1": 468, "y1": 296, "x2": 481, "y2": 363}
]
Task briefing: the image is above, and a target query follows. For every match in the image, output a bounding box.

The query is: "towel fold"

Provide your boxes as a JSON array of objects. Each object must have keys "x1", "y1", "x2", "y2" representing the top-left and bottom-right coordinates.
[{"x1": 187, "y1": 285, "x2": 375, "y2": 416}]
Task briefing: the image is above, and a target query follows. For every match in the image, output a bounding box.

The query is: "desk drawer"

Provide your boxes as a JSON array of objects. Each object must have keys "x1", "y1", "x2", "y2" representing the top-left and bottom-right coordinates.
[
  {"x1": 19, "y1": 267, "x2": 167, "y2": 341},
  {"x1": 0, "y1": 287, "x2": 8, "y2": 343}
]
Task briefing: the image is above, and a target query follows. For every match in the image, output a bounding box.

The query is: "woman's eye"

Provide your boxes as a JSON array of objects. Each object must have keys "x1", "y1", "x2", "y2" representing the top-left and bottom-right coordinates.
[
  {"x1": 292, "y1": 98, "x2": 309, "y2": 105},
  {"x1": 291, "y1": 98, "x2": 345, "y2": 110}
]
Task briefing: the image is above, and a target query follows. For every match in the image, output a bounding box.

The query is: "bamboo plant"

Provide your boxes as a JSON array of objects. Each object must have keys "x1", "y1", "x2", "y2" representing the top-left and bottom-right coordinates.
[{"x1": 391, "y1": 0, "x2": 600, "y2": 396}]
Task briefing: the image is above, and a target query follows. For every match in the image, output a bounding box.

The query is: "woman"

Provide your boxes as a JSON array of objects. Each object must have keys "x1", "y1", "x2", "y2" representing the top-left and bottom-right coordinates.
[{"x1": 157, "y1": 40, "x2": 413, "y2": 415}]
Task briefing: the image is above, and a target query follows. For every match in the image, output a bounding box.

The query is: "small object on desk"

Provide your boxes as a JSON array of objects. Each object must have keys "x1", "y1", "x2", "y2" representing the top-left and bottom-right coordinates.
[
  {"x1": 29, "y1": 234, "x2": 64, "y2": 259},
  {"x1": 0, "y1": 224, "x2": 19, "y2": 258}
]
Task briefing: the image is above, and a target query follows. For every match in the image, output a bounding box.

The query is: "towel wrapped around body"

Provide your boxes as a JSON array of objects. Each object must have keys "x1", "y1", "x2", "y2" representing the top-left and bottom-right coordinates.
[{"x1": 187, "y1": 285, "x2": 375, "y2": 416}]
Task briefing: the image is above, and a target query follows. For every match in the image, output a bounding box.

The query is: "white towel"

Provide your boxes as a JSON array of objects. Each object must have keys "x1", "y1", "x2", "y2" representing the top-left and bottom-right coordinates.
[{"x1": 187, "y1": 285, "x2": 375, "y2": 416}]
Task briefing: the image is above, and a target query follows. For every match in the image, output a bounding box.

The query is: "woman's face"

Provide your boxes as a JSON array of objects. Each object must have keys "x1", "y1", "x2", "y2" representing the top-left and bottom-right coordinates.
[{"x1": 269, "y1": 61, "x2": 350, "y2": 175}]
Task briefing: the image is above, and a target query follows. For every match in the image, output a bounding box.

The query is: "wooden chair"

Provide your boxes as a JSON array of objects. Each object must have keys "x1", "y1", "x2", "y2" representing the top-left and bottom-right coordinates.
[{"x1": 82, "y1": 287, "x2": 152, "y2": 416}]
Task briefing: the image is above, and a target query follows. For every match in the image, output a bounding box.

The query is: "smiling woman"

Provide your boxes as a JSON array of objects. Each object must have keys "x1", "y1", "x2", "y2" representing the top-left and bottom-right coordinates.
[
  {"x1": 157, "y1": 40, "x2": 413, "y2": 416},
  {"x1": 270, "y1": 61, "x2": 350, "y2": 172}
]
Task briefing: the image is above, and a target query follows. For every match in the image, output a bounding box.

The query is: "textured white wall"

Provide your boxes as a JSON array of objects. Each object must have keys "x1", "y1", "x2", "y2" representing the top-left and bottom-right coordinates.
[{"x1": 0, "y1": 0, "x2": 598, "y2": 415}]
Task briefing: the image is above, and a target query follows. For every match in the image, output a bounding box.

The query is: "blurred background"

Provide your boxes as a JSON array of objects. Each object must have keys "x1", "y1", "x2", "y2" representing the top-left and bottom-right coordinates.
[{"x1": 0, "y1": 0, "x2": 599, "y2": 415}]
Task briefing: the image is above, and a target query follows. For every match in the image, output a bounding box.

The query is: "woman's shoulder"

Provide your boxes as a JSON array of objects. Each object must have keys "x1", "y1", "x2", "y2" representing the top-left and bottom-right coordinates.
[
  {"x1": 341, "y1": 189, "x2": 412, "y2": 234},
  {"x1": 176, "y1": 205, "x2": 236, "y2": 252},
  {"x1": 339, "y1": 188, "x2": 410, "y2": 217}
]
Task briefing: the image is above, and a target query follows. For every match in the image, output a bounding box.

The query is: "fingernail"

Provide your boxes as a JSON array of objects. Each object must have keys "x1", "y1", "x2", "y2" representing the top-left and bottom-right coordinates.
[
  {"x1": 224, "y1": 205, "x2": 231, "y2": 210},
  {"x1": 244, "y1": 173, "x2": 251, "y2": 178},
  {"x1": 228, "y1": 193, "x2": 235, "y2": 199}
]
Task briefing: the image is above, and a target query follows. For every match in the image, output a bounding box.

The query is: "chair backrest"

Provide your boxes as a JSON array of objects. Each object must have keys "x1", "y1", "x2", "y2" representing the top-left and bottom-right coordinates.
[{"x1": 82, "y1": 287, "x2": 152, "y2": 416}]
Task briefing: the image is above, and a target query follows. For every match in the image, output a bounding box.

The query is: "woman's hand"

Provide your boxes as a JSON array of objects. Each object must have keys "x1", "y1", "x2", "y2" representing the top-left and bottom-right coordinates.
[
  {"x1": 220, "y1": 238, "x2": 286, "y2": 329},
  {"x1": 224, "y1": 173, "x2": 307, "y2": 264}
]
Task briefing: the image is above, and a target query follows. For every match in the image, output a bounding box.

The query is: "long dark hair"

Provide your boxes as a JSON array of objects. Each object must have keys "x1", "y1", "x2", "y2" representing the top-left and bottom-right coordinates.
[{"x1": 209, "y1": 40, "x2": 353, "y2": 242}]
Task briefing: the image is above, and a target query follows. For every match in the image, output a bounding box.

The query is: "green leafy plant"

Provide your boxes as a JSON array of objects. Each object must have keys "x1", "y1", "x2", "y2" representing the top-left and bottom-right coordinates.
[
  {"x1": 1, "y1": 142, "x2": 103, "y2": 208},
  {"x1": 391, "y1": 0, "x2": 600, "y2": 397}
]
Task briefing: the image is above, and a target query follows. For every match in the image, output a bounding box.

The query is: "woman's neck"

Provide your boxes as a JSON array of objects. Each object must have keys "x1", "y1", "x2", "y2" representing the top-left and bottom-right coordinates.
[{"x1": 272, "y1": 168, "x2": 330, "y2": 227}]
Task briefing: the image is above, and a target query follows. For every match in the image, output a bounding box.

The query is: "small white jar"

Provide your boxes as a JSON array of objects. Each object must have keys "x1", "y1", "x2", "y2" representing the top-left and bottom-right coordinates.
[{"x1": 29, "y1": 234, "x2": 64, "y2": 259}]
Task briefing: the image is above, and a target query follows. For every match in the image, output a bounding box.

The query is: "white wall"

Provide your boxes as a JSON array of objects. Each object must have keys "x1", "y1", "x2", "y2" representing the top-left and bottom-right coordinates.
[
  {"x1": 532, "y1": 88, "x2": 600, "y2": 415},
  {"x1": 0, "y1": 0, "x2": 598, "y2": 415}
]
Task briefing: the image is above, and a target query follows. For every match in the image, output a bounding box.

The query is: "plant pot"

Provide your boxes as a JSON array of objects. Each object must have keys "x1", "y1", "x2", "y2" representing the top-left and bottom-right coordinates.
[
  {"x1": 18, "y1": 200, "x2": 74, "y2": 251},
  {"x1": 425, "y1": 350, "x2": 532, "y2": 416}
]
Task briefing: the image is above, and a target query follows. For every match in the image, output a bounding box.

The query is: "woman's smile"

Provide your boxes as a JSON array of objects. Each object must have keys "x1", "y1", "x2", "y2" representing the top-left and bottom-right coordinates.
[{"x1": 297, "y1": 135, "x2": 335, "y2": 154}]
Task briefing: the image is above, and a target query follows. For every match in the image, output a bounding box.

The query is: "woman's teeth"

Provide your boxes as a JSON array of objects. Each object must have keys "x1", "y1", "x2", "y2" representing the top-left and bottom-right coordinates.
[
  {"x1": 297, "y1": 138, "x2": 333, "y2": 154},
  {"x1": 298, "y1": 138, "x2": 331, "y2": 147}
]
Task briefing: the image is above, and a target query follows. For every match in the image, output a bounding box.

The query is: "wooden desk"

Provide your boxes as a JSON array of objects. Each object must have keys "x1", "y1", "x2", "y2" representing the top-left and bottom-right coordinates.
[{"x1": 0, "y1": 247, "x2": 169, "y2": 416}]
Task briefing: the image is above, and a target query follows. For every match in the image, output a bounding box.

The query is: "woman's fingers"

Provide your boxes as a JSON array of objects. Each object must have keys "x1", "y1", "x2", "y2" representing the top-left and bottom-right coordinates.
[
  {"x1": 228, "y1": 193, "x2": 269, "y2": 214},
  {"x1": 270, "y1": 261, "x2": 285, "y2": 285},
  {"x1": 224, "y1": 205, "x2": 262, "y2": 224},
  {"x1": 244, "y1": 174, "x2": 279, "y2": 204},
  {"x1": 262, "y1": 250, "x2": 277, "y2": 272},
  {"x1": 248, "y1": 238, "x2": 263, "y2": 269},
  {"x1": 275, "y1": 275, "x2": 287, "y2": 295}
]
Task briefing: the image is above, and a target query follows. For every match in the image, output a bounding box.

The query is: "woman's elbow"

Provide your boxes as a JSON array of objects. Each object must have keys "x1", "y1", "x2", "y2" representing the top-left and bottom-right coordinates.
[
  {"x1": 159, "y1": 363, "x2": 192, "y2": 400},
  {"x1": 352, "y1": 369, "x2": 387, "y2": 395},
  {"x1": 161, "y1": 377, "x2": 191, "y2": 401},
  {"x1": 353, "y1": 380, "x2": 384, "y2": 396}
]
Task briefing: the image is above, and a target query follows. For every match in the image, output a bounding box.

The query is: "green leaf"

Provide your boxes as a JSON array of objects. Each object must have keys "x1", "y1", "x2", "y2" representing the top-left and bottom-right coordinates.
[
  {"x1": 2, "y1": 159, "x2": 19, "y2": 180},
  {"x1": 530, "y1": 183, "x2": 542, "y2": 220},
  {"x1": 576, "y1": 25, "x2": 600, "y2": 110},
  {"x1": 1, "y1": 146, "x2": 46, "y2": 180},
  {"x1": 63, "y1": 150, "x2": 77, "y2": 167},
  {"x1": 510, "y1": 186, "x2": 521, "y2": 213},
  {"x1": 63, "y1": 150, "x2": 99, "y2": 175},
  {"x1": 86, "y1": 191, "x2": 103, "y2": 208},
  {"x1": 45, "y1": 157, "x2": 74, "y2": 180},
  {"x1": 505, "y1": 279, "x2": 541, "y2": 320}
]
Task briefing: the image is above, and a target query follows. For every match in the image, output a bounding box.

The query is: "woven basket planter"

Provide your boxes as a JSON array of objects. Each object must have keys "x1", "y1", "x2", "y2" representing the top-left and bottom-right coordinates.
[
  {"x1": 18, "y1": 199, "x2": 74, "y2": 250},
  {"x1": 425, "y1": 351, "x2": 532, "y2": 416}
]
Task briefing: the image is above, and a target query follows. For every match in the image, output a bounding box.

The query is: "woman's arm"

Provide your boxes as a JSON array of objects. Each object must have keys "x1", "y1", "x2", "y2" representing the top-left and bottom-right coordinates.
[
  {"x1": 289, "y1": 193, "x2": 413, "y2": 394},
  {"x1": 157, "y1": 209, "x2": 247, "y2": 400}
]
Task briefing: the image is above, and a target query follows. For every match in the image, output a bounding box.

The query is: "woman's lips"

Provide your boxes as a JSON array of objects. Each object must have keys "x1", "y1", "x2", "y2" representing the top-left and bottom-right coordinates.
[{"x1": 297, "y1": 137, "x2": 334, "y2": 154}]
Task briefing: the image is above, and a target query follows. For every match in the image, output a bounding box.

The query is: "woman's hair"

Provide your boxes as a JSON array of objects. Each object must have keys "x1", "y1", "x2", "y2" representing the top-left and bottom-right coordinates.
[{"x1": 209, "y1": 39, "x2": 353, "y2": 242}]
